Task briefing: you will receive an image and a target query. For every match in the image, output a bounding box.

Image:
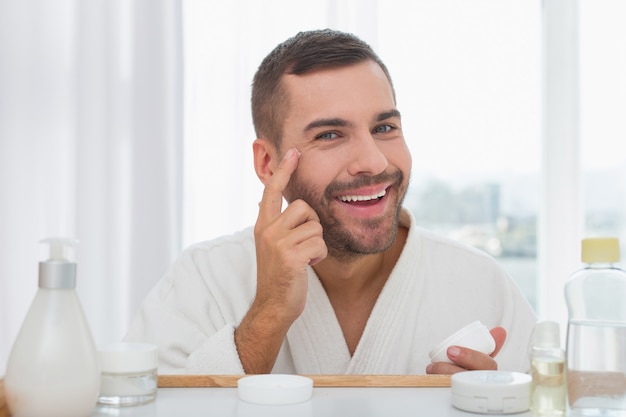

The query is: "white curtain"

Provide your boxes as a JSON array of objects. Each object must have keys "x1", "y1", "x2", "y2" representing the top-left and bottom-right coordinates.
[{"x1": 0, "y1": 0, "x2": 182, "y2": 374}]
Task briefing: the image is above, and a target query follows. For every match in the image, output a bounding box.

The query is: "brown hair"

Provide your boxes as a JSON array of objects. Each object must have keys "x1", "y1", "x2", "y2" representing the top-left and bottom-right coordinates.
[{"x1": 251, "y1": 29, "x2": 395, "y2": 148}]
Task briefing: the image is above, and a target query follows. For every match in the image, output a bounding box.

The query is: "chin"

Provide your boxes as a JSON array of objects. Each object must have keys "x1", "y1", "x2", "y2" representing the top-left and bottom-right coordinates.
[{"x1": 324, "y1": 210, "x2": 401, "y2": 259}]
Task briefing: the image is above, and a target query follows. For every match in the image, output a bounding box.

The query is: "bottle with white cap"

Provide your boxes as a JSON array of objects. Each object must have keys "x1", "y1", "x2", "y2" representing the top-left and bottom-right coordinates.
[
  {"x1": 530, "y1": 321, "x2": 566, "y2": 416},
  {"x1": 564, "y1": 237, "x2": 626, "y2": 416},
  {"x1": 4, "y1": 238, "x2": 100, "y2": 417}
]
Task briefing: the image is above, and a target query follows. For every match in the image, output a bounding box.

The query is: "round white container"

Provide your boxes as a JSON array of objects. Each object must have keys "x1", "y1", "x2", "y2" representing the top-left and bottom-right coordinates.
[
  {"x1": 97, "y1": 342, "x2": 158, "y2": 407},
  {"x1": 237, "y1": 374, "x2": 313, "y2": 405},
  {"x1": 451, "y1": 370, "x2": 532, "y2": 414}
]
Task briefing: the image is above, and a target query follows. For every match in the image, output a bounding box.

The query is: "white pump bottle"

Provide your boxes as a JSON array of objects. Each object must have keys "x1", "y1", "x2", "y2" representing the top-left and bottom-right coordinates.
[{"x1": 5, "y1": 238, "x2": 100, "y2": 417}]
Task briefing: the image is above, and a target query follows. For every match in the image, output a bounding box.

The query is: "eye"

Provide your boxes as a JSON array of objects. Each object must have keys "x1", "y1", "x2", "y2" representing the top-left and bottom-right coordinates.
[
  {"x1": 374, "y1": 124, "x2": 394, "y2": 134},
  {"x1": 315, "y1": 131, "x2": 339, "y2": 141}
]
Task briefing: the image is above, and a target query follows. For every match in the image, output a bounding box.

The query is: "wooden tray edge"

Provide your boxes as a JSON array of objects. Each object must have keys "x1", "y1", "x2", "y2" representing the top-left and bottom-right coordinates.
[{"x1": 158, "y1": 374, "x2": 451, "y2": 388}]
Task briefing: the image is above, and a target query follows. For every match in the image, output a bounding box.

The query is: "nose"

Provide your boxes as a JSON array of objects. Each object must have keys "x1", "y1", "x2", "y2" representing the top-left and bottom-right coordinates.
[{"x1": 346, "y1": 131, "x2": 388, "y2": 176}]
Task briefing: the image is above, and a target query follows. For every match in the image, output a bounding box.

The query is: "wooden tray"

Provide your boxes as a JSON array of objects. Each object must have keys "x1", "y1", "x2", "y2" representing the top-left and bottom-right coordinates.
[
  {"x1": 0, "y1": 380, "x2": 8, "y2": 417},
  {"x1": 158, "y1": 374, "x2": 451, "y2": 388}
]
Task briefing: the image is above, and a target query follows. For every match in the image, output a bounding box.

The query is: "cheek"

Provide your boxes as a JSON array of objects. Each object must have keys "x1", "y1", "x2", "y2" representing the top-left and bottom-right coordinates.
[
  {"x1": 300, "y1": 152, "x2": 339, "y2": 181},
  {"x1": 284, "y1": 155, "x2": 335, "y2": 202},
  {"x1": 401, "y1": 148, "x2": 412, "y2": 175},
  {"x1": 283, "y1": 166, "x2": 310, "y2": 202},
  {"x1": 379, "y1": 140, "x2": 412, "y2": 173}
]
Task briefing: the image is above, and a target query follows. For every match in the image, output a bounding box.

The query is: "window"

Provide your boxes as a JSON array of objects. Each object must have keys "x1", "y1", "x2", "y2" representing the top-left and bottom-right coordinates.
[
  {"x1": 580, "y1": 0, "x2": 626, "y2": 244},
  {"x1": 377, "y1": 1, "x2": 541, "y2": 310}
]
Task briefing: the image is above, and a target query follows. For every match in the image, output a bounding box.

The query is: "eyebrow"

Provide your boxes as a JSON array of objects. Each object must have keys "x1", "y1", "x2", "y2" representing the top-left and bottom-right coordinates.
[
  {"x1": 377, "y1": 109, "x2": 402, "y2": 121},
  {"x1": 303, "y1": 109, "x2": 401, "y2": 133},
  {"x1": 304, "y1": 118, "x2": 351, "y2": 133}
]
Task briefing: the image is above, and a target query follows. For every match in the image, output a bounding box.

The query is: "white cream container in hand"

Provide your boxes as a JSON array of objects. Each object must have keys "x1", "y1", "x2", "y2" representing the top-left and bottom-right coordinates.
[
  {"x1": 98, "y1": 342, "x2": 158, "y2": 407},
  {"x1": 429, "y1": 320, "x2": 496, "y2": 363}
]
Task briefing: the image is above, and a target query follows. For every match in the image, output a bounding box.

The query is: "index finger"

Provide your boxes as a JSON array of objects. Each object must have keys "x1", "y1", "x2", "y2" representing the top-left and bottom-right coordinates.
[{"x1": 258, "y1": 148, "x2": 300, "y2": 224}]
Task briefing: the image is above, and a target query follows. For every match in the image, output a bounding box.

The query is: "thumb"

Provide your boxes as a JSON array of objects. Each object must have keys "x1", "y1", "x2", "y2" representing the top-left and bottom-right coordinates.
[{"x1": 489, "y1": 326, "x2": 507, "y2": 357}]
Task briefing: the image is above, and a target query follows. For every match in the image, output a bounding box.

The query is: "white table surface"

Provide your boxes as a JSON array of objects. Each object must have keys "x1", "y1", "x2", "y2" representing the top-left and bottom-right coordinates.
[{"x1": 91, "y1": 386, "x2": 534, "y2": 417}]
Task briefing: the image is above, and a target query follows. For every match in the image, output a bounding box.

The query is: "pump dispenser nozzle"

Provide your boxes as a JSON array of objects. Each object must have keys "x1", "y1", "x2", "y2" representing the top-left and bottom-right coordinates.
[
  {"x1": 39, "y1": 237, "x2": 79, "y2": 289},
  {"x1": 42, "y1": 237, "x2": 78, "y2": 260}
]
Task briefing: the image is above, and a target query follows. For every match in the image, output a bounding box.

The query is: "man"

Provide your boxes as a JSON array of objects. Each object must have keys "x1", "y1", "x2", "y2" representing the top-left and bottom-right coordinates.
[{"x1": 125, "y1": 29, "x2": 536, "y2": 375}]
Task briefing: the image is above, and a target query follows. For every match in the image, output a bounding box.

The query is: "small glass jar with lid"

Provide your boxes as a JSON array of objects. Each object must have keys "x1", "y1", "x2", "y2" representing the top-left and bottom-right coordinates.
[{"x1": 98, "y1": 342, "x2": 158, "y2": 407}]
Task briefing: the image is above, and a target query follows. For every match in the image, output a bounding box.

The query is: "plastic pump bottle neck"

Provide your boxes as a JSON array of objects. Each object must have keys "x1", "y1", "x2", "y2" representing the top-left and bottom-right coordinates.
[{"x1": 38, "y1": 238, "x2": 79, "y2": 289}]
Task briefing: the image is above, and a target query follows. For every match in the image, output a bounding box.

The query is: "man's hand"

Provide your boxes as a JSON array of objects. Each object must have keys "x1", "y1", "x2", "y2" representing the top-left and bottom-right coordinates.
[
  {"x1": 235, "y1": 148, "x2": 327, "y2": 374},
  {"x1": 426, "y1": 327, "x2": 507, "y2": 374}
]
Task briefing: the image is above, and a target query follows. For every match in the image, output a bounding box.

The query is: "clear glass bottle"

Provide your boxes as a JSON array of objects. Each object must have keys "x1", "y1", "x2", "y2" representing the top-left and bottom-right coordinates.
[
  {"x1": 564, "y1": 237, "x2": 626, "y2": 416},
  {"x1": 4, "y1": 238, "x2": 100, "y2": 417},
  {"x1": 531, "y1": 321, "x2": 566, "y2": 416}
]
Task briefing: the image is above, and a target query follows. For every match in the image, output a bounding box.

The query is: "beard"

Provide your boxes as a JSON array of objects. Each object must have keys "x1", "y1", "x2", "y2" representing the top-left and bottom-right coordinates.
[{"x1": 284, "y1": 168, "x2": 407, "y2": 262}]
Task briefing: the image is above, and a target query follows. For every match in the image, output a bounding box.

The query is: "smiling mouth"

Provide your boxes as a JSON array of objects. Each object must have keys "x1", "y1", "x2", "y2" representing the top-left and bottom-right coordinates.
[{"x1": 338, "y1": 188, "x2": 387, "y2": 204}]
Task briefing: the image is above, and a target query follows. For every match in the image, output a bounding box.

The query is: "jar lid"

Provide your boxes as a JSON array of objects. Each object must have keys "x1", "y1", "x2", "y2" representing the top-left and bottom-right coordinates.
[
  {"x1": 99, "y1": 342, "x2": 158, "y2": 373},
  {"x1": 533, "y1": 321, "x2": 560, "y2": 348},
  {"x1": 237, "y1": 374, "x2": 313, "y2": 405},
  {"x1": 451, "y1": 370, "x2": 531, "y2": 414}
]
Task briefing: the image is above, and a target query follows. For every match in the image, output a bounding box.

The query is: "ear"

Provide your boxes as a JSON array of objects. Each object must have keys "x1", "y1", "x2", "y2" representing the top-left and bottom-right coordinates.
[{"x1": 252, "y1": 138, "x2": 278, "y2": 186}]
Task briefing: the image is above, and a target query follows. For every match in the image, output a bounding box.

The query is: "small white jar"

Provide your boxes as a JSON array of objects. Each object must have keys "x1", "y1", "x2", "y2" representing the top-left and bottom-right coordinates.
[
  {"x1": 98, "y1": 342, "x2": 158, "y2": 407},
  {"x1": 451, "y1": 370, "x2": 532, "y2": 414}
]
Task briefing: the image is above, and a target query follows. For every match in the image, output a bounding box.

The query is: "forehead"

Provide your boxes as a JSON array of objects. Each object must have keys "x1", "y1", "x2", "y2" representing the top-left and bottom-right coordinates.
[{"x1": 281, "y1": 61, "x2": 396, "y2": 128}]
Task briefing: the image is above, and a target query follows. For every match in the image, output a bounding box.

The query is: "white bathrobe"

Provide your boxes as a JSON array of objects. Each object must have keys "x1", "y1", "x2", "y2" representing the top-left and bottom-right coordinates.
[{"x1": 124, "y1": 208, "x2": 536, "y2": 374}]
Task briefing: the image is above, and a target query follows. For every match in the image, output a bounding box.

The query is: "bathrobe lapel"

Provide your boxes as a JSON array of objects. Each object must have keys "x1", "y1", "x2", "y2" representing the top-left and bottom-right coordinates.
[{"x1": 287, "y1": 210, "x2": 420, "y2": 374}]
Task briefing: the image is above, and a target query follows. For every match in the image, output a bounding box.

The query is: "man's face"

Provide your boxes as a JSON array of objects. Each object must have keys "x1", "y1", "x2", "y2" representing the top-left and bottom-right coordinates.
[{"x1": 279, "y1": 60, "x2": 412, "y2": 260}]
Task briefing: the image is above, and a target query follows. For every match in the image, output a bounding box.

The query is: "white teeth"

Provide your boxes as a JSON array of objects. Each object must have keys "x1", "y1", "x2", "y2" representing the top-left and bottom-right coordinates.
[{"x1": 340, "y1": 189, "x2": 386, "y2": 202}]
